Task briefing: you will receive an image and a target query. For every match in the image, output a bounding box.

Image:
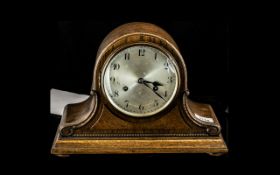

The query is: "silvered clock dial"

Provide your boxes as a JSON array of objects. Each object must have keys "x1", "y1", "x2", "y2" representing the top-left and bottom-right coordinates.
[{"x1": 102, "y1": 44, "x2": 179, "y2": 117}]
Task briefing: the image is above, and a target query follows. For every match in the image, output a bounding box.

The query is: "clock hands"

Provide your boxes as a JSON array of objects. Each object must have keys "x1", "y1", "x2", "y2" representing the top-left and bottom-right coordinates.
[
  {"x1": 138, "y1": 78, "x2": 163, "y2": 86},
  {"x1": 138, "y1": 78, "x2": 166, "y2": 102},
  {"x1": 142, "y1": 80, "x2": 163, "y2": 87}
]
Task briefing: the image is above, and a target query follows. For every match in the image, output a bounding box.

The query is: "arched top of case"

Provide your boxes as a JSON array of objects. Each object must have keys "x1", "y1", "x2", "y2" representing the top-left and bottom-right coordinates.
[
  {"x1": 91, "y1": 22, "x2": 188, "y2": 94},
  {"x1": 97, "y1": 22, "x2": 179, "y2": 56}
]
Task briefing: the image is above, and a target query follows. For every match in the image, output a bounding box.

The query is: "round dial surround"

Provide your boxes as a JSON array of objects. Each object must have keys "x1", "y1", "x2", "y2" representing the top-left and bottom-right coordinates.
[{"x1": 102, "y1": 44, "x2": 179, "y2": 117}]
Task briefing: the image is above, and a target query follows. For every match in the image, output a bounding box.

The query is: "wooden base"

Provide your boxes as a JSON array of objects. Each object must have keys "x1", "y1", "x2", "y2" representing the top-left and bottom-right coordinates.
[
  {"x1": 51, "y1": 135, "x2": 228, "y2": 155},
  {"x1": 51, "y1": 95, "x2": 228, "y2": 156}
]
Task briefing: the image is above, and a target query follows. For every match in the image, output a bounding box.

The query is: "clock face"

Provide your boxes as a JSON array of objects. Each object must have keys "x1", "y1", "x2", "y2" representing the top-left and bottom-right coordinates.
[{"x1": 103, "y1": 44, "x2": 179, "y2": 117}]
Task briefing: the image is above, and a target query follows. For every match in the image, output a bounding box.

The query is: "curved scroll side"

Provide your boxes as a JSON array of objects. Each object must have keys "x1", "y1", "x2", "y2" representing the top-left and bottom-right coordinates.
[
  {"x1": 60, "y1": 91, "x2": 98, "y2": 137},
  {"x1": 182, "y1": 92, "x2": 221, "y2": 136}
]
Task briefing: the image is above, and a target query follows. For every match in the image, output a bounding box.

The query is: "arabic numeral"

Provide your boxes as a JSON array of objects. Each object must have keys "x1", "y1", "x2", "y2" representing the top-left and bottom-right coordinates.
[
  {"x1": 154, "y1": 100, "x2": 159, "y2": 107},
  {"x1": 112, "y1": 63, "x2": 120, "y2": 70},
  {"x1": 124, "y1": 100, "x2": 129, "y2": 108},
  {"x1": 125, "y1": 53, "x2": 130, "y2": 60},
  {"x1": 168, "y1": 76, "x2": 173, "y2": 83},
  {"x1": 110, "y1": 77, "x2": 116, "y2": 82},
  {"x1": 139, "y1": 104, "x2": 144, "y2": 110},
  {"x1": 113, "y1": 90, "x2": 119, "y2": 97},
  {"x1": 164, "y1": 62, "x2": 169, "y2": 70},
  {"x1": 139, "y1": 49, "x2": 145, "y2": 56}
]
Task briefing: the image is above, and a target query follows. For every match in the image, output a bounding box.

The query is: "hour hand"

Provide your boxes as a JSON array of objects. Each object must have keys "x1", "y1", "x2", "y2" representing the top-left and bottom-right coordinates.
[
  {"x1": 151, "y1": 81, "x2": 163, "y2": 87},
  {"x1": 138, "y1": 78, "x2": 163, "y2": 86}
]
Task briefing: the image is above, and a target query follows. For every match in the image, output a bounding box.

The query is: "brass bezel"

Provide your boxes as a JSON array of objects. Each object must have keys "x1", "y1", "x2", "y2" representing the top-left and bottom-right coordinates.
[{"x1": 100, "y1": 42, "x2": 181, "y2": 122}]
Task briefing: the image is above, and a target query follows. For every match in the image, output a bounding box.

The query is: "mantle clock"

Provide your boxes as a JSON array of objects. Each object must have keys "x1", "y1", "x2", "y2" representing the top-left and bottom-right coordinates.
[{"x1": 51, "y1": 22, "x2": 228, "y2": 156}]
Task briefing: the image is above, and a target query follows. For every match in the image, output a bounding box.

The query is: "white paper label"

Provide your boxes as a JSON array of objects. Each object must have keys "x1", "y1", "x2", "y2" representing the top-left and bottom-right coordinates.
[
  {"x1": 50, "y1": 89, "x2": 89, "y2": 116},
  {"x1": 194, "y1": 113, "x2": 214, "y2": 123}
]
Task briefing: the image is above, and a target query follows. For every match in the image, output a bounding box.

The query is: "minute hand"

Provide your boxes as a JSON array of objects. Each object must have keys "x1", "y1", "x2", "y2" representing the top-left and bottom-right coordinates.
[{"x1": 142, "y1": 82, "x2": 166, "y2": 102}]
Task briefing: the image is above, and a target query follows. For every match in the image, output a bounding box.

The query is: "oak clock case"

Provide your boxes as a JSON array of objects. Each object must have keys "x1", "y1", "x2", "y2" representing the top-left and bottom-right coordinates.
[{"x1": 51, "y1": 22, "x2": 228, "y2": 156}]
